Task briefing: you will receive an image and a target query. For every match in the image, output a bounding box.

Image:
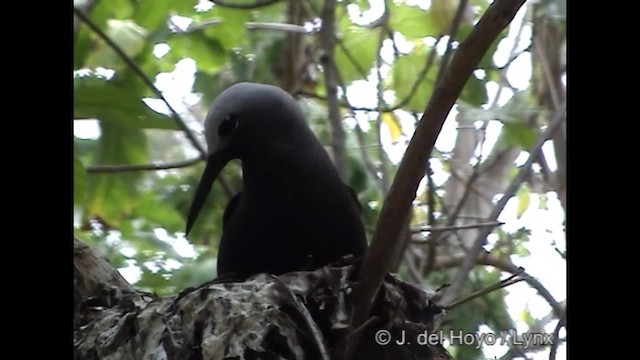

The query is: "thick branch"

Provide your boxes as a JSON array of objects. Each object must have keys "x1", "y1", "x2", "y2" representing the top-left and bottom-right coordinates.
[{"x1": 348, "y1": 0, "x2": 526, "y2": 354}]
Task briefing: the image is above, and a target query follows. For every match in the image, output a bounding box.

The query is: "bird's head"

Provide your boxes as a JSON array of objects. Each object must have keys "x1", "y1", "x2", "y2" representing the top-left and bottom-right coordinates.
[{"x1": 185, "y1": 82, "x2": 309, "y2": 236}]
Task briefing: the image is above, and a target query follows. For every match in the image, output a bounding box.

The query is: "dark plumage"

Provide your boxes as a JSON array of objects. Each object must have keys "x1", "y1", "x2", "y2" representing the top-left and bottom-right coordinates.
[{"x1": 186, "y1": 82, "x2": 367, "y2": 279}]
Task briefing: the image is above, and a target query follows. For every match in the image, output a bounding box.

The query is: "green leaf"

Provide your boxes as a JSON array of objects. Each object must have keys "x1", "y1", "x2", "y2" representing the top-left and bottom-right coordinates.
[
  {"x1": 203, "y1": 7, "x2": 250, "y2": 50},
  {"x1": 74, "y1": 28, "x2": 92, "y2": 68},
  {"x1": 135, "y1": 0, "x2": 199, "y2": 31},
  {"x1": 346, "y1": 152, "x2": 368, "y2": 195},
  {"x1": 520, "y1": 307, "x2": 537, "y2": 327},
  {"x1": 85, "y1": 20, "x2": 149, "y2": 71},
  {"x1": 539, "y1": 193, "x2": 548, "y2": 210},
  {"x1": 168, "y1": 32, "x2": 226, "y2": 74},
  {"x1": 430, "y1": 0, "x2": 460, "y2": 35},
  {"x1": 335, "y1": 13, "x2": 379, "y2": 84},
  {"x1": 89, "y1": 0, "x2": 135, "y2": 29},
  {"x1": 74, "y1": 137, "x2": 98, "y2": 163},
  {"x1": 133, "y1": 192, "x2": 184, "y2": 233},
  {"x1": 389, "y1": 4, "x2": 438, "y2": 39},
  {"x1": 74, "y1": 141, "x2": 88, "y2": 205},
  {"x1": 171, "y1": 257, "x2": 218, "y2": 289},
  {"x1": 85, "y1": 122, "x2": 148, "y2": 224},
  {"x1": 516, "y1": 183, "x2": 531, "y2": 219},
  {"x1": 460, "y1": 74, "x2": 487, "y2": 107},
  {"x1": 391, "y1": 43, "x2": 437, "y2": 112},
  {"x1": 500, "y1": 122, "x2": 538, "y2": 149},
  {"x1": 74, "y1": 73, "x2": 176, "y2": 130}
]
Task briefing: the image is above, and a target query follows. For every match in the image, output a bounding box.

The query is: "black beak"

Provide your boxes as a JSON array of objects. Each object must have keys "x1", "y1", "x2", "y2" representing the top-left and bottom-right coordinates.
[{"x1": 185, "y1": 150, "x2": 232, "y2": 236}]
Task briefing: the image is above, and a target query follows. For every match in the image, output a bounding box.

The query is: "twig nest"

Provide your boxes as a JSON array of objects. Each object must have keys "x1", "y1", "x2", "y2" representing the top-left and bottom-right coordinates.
[{"x1": 74, "y1": 265, "x2": 452, "y2": 360}]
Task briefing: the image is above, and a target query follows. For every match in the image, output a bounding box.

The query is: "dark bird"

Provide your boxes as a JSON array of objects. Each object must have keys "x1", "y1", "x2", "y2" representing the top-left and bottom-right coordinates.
[{"x1": 186, "y1": 82, "x2": 368, "y2": 280}]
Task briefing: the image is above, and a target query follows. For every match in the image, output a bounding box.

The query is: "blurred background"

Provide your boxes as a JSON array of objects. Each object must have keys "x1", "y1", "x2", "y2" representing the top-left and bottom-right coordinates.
[{"x1": 73, "y1": 0, "x2": 566, "y2": 359}]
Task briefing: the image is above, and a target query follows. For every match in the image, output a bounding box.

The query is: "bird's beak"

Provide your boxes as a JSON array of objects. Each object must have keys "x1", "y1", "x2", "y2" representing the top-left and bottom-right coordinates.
[{"x1": 185, "y1": 149, "x2": 233, "y2": 236}]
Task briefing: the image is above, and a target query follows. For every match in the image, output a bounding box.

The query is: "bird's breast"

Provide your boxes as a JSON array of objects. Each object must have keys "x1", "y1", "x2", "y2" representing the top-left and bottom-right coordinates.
[{"x1": 217, "y1": 182, "x2": 366, "y2": 278}]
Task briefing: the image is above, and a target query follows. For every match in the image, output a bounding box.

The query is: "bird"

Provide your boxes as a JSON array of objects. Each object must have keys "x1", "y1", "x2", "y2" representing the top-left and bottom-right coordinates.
[{"x1": 185, "y1": 82, "x2": 368, "y2": 280}]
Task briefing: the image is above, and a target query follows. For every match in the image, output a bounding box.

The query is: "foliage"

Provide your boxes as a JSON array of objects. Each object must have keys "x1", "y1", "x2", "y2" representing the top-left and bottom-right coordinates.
[{"x1": 74, "y1": 0, "x2": 566, "y2": 358}]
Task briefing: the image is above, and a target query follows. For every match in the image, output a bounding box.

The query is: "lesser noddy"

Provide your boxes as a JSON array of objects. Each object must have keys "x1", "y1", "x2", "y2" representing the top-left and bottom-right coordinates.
[{"x1": 186, "y1": 82, "x2": 367, "y2": 279}]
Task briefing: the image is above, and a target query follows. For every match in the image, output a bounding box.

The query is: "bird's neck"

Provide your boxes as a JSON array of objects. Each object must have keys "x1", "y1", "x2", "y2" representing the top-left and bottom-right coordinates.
[{"x1": 241, "y1": 142, "x2": 340, "y2": 199}]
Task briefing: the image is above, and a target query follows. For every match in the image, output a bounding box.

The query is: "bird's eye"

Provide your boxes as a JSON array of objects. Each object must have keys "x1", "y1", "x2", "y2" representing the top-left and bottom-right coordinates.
[{"x1": 218, "y1": 113, "x2": 239, "y2": 136}]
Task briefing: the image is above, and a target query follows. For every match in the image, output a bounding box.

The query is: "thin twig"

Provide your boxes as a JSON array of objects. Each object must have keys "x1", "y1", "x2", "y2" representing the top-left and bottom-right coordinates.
[
  {"x1": 176, "y1": 18, "x2": 221, "y2": 33},
  {"x1": 433, "y1": 252, "x2": 563, "y2": 315},
  {"x1": 347, "y1": 0, "x2": 527, "y2": 356},
  {"x1": 549, "y1": 310, "x2": 566, "y2": 360},
  {"x1": 86, "y1": 158, "x2": 201, "y2": 173},
  {"x1": 337, "y1": 38, "x2": 371, "y2": 80},
  {"x1": 440, "y1": 102, "x2": 566, "y2": 306},
  {"x1": 411, "y1": 221, "x2": 503, "y2": 235},
  {"x1": 374, "y1": 8, "x2": 390, "y2": 194},
  {"x1": 444, "y1": 268, "x2": 525, "y2": 310},
  {"x1": 534, "y1": 37, "x2": 562, "y2": 110},
  {"x1": 73, "y1": 7, "x2": 235, "y2": 200},
  {"x1": 73, "y1": 0, "x2": 96, "y2": 44},
  {"x1": 403, "y1": 250, "x2": 424, "y2": 284},
  {"x1": 392, "y1": 36, "x2": 441, "y2": 111},
  {"x1": 496, "y1": 44, "x2": 532, "y2": 70},
  {"x1": 297, "y1": 35, "x2": 442, "y2": 114},
  {"x1": 428, "y1": 16, "x2": 530, "y2": 276},
  {"x1": 246, "y1": 22, "x2": 311, "y2": 33},
  {"x1": 73, "y1": 7, "x2": 207, "y2": 158},
  {"x1": 422, "y1": 161, "x2": 437, "y2": 276},
  {"x1": 335, "y1": 74, "x2": 381, "y2": 192},
  {"x1": 210, "y1": 0, "x2": 280, "y2": 9}
]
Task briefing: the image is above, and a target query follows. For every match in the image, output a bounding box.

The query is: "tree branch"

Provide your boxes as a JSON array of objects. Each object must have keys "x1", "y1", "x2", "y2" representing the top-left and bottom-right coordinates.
[
  {"x1": 73, "y1": 7, "x2": 237, "y2": 199},
  {"x1": 73, "y1": 0, "x2": 96, "y2": 44},
  {"x1": 297, "y1": 34, "x2": 441, "y2": 114},
  {"x1": 245, "y1": 22, "x2": 310, "y2": 33},
  {"x1": 336, "y1": 38, "x2": 371, "y2": 80},
  {"x1": 410, "y1": 221, "x2": 503, "y2": 236},
  {"x1": 440, "y1": 102, "x2": 566, "y2": 306},
  {"x1": 549, "y1": 309, "x2": 566, "y2": 360},
  {"x1": 444, "y1": 268, "x2": 524, "y2": 310},
  {"x1": 374, "y1": 8, "x2": 390, "y2": 194},
  {"x1": 209, "y1": 0, "x2": 280, "y2": 9},
  {"x1": 433, "y1": 252, "x2": 563, "y2": 316},
  {"x1": 319, "y1": 0, "x2": 346, "y2": 178},
  {"x1": 73, "y1": 7, "x2": 207, "y2": 159},
  {"x1": 86, "y1": 158, "x2": 201, "y2": 173},
  {"x1": 390, "y1": 36, "x2": 441, "y2": 112},
  {"x1": 346, "y1": 0, "x2": 527, "y2": 356},
  {"x1": 334, "y1": 74, "x2": 382, "y2": 193}
]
